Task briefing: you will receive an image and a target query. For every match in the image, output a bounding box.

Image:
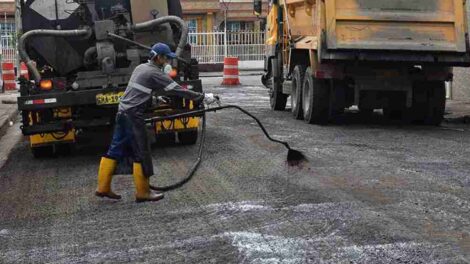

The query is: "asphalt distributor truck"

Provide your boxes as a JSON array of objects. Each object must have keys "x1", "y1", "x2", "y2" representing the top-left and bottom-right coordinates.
[{"x1": 16, "y1": 0, "x2": 202, "y2": 157}]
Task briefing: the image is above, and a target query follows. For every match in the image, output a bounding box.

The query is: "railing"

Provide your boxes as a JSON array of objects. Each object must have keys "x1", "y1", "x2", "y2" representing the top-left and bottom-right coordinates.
[
  {"x1": 0, "y1": 29, "x2": 264, "y2": 68},
  {"x1": 1, "y1": 48, "x2": 17, "y2": 63},
  {"x1": 0, "y1": 22, "x2": 17, "y2": 63},
  {"x1": 188, "y1": 31, "x2": 265, "y2": 64}
]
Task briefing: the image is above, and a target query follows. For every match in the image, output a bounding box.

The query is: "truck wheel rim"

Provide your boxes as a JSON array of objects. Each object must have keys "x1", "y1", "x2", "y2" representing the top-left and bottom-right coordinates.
[
  {"x1": 268, "y1": 76, "x2": 274, "y2": 105},
  {"x1": 292, "y1": 77, "x2": 297, "y2": 110},
  {"x1": 303, "y1": 79, "x2": 311, "y2": 114}
]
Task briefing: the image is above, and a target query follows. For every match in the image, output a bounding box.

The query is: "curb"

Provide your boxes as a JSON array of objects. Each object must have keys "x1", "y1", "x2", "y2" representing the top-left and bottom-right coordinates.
[
  {"x1": 201, "y1": 71, "x2": 263, "y2": 78},
  {"x1": 1, "y1": 99, "x2": 17, "y2": 105}
]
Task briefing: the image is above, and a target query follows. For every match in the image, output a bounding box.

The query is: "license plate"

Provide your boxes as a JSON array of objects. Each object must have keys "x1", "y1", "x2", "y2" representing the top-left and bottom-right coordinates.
[{"x1": 96, "y1": 91, "x2": 125, "y2": 105}]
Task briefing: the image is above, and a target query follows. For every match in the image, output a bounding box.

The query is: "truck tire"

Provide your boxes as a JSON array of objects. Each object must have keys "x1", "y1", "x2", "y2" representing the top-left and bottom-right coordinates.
[
  {"x1": 178, "y1": 130, "x2": 198, "y2": 145},
  {"x1": 55, "y1": 143, "x2": 73, "y2": 156},
  {"x1": 269, "y1": 57, "x2": 288, "y2": 111},
  {"x1": 425, "y1": 81, "x2": 446, "y2": 125},
  {"x1": 411, "y1": 81, "x2": 446, "y2": 125},
  {"x1": 358, "y1": 91, "x2": 374, "y2": 115},
  {"x1": 383, "y1": 92, "x2": 407, "y2": 121},
  {"x1": 302, "y1": 67, "x2": 331, "y2": 124},
  {"x1": 31, "y1": 145, "x2": 53, "y2": 158},
  {"x1": 358, "y1": 107, "x2": 374, "y2": 115},
  {"x1": 383, "y1": 108, "x2": 405, "y2": 121},
  {"x1": 291, "y1": 65, "x2": 306, "y2": 120},
  {"x1": 330, "y1": 80, "x2": 347, "y2": 116},
  {"x1": 411, "y1": 83, "x2": 428, "y2": 123},
  {"x1": 155, "y1": 133, "x2": 176, "y2": 147}
]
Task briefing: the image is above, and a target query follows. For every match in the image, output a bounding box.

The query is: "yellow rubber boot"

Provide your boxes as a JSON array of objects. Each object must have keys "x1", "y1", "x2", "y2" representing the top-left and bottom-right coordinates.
[
  {"x1": 95, "y1": 157, "x2": 121, "y2": 200},
  {"x1": 133, "y1": 163, "x2": 164, "y2": 203}
]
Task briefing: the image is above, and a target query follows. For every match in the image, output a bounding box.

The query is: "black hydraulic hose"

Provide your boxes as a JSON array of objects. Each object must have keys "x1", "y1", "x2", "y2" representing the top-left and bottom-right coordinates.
[
  {"x1": 107, "y1": 33, "x2": 152, "y2": 50},
  {"x1": 83, "y1": 46, "x2": 98, "y2": 67},
  {"x1": 18, "y1": 27, "x2": 92, "y2": 82},
  {"x1": 148, "y1": 105, "x2": 307, "y2": 192},
  {"x1": 147, "y1": 105, "x2": 292, "y2": 149},
  {"x1": 150, "y1": 112, "x2": 207, "y2": 192},
  {"x1": 130, "y1": 16, "x2": 189, "y2": 58},
  {"x1": 107, "y1": 32, "x2": 191, "y2": 65}
]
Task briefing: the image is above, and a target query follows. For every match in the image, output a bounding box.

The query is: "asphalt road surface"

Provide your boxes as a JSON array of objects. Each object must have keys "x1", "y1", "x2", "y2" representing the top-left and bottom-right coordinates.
[{"x1": 0, "y1": 75, "x2": 469, "y2": 263}]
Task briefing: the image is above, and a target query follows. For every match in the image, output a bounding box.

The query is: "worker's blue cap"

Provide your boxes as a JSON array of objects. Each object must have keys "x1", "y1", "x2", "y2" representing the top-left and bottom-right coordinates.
[{"x1": 150, "y1": 43, "x2": 176, "y2": 59}]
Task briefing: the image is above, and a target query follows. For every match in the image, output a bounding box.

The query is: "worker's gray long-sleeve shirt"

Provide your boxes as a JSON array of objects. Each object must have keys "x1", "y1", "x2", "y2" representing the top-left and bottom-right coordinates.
[{"x1": 118, "y1": 61, "x2": 203, "y2": 113}]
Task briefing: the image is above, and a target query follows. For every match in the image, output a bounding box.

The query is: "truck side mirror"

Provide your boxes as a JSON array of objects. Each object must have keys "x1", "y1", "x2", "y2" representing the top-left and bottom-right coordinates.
[{"x1": 253, "y1": 0, "x2": 262, "y2": 16}]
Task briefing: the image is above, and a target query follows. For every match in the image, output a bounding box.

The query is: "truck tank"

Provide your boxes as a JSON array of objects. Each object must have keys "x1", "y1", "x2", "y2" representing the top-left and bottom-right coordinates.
[{"x1": 20, "y1": 0, "x2": 181, "y2": 76}]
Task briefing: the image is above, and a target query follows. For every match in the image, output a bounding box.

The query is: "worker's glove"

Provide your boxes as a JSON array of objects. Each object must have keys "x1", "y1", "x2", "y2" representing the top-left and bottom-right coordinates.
[
  {"x1": 152, "y1": 95, "x2": 170, "y2": 106},
  {"x1": 163, "y1": 64, "x2": 173, "y2": 75},
  {"x1": 157, "y1": 96, "x2": 170, "y2": 104},
  {"x1": 203, "y1": 93, "x2": 218, "y2": 105}
]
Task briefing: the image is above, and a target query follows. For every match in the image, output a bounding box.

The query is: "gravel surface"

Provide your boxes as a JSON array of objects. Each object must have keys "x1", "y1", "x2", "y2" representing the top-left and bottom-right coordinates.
[
  {"x1": 453, "y1": 68, "x2": 470, "y2": 101},
  {"x1": 0, "y1": 76, "x2": 469, "y2": 263}
]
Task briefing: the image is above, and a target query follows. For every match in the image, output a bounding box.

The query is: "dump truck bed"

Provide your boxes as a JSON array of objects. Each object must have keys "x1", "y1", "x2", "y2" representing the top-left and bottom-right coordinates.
[{"x1": 325, "y1": 0, "x2": 468, "y2": 53}]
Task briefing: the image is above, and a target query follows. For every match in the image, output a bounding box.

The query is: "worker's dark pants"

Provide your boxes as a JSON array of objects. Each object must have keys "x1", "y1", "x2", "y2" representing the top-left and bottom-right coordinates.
[{"x1": 106, "y1": 111, "x2": 154, "y2": 177}]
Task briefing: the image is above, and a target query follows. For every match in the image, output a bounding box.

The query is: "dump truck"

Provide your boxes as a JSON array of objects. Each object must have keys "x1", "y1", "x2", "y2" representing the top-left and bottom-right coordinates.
[
  {"x1": 257, "y1": 0, "x2": 470, "y2": 125},
  {"x1": 16, "y1": 0, "x2": 202, "y2": 157}
]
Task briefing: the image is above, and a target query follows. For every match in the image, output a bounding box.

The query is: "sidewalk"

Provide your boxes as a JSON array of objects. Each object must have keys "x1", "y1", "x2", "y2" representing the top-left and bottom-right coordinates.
[
  {"x1": 445, "y1": 100, "x2": 470, "y2": 123},
  {"x1": 0, "y1": 91, "x2": 19, "y2": 136}
]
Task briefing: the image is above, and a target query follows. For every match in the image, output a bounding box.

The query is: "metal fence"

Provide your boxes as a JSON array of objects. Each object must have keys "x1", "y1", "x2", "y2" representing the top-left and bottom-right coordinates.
[
  {"x1": 188, "y1": 31, "x2": 265, "y2": 64},
  {"x1": 0, "y1": 22, "x2": 17, "y2": 63},
  {"x1": 0, "y1": 28, "x2": 263, "y2": 67}
]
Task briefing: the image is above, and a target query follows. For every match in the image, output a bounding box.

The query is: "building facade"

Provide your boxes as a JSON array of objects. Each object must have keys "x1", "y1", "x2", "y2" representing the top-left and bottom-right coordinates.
[
  {"x1": 181, "y1": 0, "x2": 269, "y2": 32},
  {"x1": 0, "y1": 0, "x2": 16, "y2": 63}
]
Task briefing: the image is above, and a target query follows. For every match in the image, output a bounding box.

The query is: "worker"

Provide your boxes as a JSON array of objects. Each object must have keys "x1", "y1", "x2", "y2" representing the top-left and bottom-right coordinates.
[{"x1": 95, "y1": 42, "x2": 216, "y2": 203}]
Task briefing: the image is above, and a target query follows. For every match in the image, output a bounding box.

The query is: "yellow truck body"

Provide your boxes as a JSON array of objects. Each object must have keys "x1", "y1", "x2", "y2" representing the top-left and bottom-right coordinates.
[
  {"x1": 262, "y1": 0, "x2": 470, "y2": 125},
  {"x1": 324, "y1": 0, "x2": 467, "y2": 52},
  {"x1": 281, "y1": 0, "x2": 468, "y2": 52}
]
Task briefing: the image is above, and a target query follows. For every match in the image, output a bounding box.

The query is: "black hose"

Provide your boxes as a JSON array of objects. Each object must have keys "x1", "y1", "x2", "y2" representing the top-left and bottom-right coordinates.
[
  {"x1": 18, "y1": 27, "x2": 92, "y2": 82},
  {"x1": 107, "y1": 33, "x2": 191, "y2": 65},
  {"x1": 131, "y1": 15, "x2": 189, "y2": 58},
  {"x1": 149, "y1": 105, "x2": 307, "y2": 192},
  {"x1": 150, "y1": 112, "x2": 206, "y2": 192},
  {"x1": 83, "y1": 46, "x2": 98, "y2": 67},
  {"x1": 147, "y1": 105, "x2": 292, "y2": 149},
  {"x1": 107, "y1": 33, "x2": 152, "y2": 51}
]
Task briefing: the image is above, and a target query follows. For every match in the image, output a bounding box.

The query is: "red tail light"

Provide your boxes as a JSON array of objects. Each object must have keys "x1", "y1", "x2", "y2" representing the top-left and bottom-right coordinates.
[{"x1": 39, "y1": 79, "x2": 53, "y2": 90}]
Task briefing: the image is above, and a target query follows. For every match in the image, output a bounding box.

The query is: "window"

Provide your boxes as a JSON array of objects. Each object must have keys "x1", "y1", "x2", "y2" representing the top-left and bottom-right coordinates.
[
  {"x1": 246, "y1": 22, "x2": 255, "y2": 31},
  {"x1": 187, "y1": 19, "x2": 198, "y2": 44},
  {"x1": 187, "y1": 19, "x2": 198, "y2": 33},
  {"x1": 227, "y1": 22, "x2": 241, "y2": 31},
  {"x1": 0, "y1": 22, "x2": 15, "y2": 50}
]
